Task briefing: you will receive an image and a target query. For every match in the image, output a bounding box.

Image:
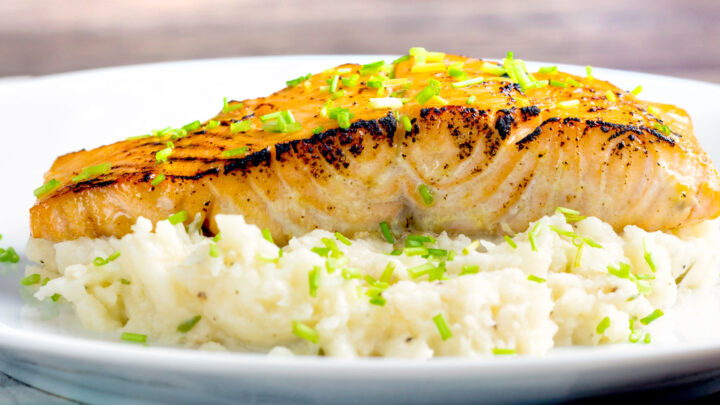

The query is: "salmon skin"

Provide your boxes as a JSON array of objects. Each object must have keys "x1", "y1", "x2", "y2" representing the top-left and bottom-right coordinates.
[{"x1": 30, "y1": 52, "x2": 720, "y2": 243}]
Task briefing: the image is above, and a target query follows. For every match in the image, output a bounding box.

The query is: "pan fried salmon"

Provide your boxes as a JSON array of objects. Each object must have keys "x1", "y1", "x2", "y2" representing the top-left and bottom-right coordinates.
[{"x1": 30, "y1": 51, "x2": 720, "y2": 243}]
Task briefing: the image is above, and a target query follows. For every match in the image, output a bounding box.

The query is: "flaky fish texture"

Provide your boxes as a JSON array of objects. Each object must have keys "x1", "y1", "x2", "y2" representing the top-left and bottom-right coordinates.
[{"x1": 30, "y1": 54, "x2": 720, "y2": 243}]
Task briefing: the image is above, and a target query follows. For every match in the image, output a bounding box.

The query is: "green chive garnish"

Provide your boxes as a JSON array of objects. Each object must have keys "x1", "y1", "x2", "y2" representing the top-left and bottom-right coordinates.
[
  {"x1": 401, "y1": 115, "x2": 412, "y2": 132},
  {"x1": 151, "y1": 173, "x2": 166, "y2": 187},
  {"x1": 177, "y1": 315, "x2": 202, "y2": 333},
  {"x1": 407, "y1": 263, "x2": 435, "y2": 279},
  {"x1": 121, "y1": 332, "x2": 147, "y2": 343},
  {"x1": 286, "y1": 73, "x2": 311, "y2": 87},
  {"x1": 360, "y1": 60, "x2": 385, "y2": 76},
  {"x1": 182, "y1": 120, "x2": 202, "y2": 132},
  {"x1": 466, "y1": 95, "x2": 477, "y2": 105},
  {"x1": 585, "y1": 65, "x2": 593, "y2": 79},
  {"x1": 492, "y1": 348, "x2": 516, "y2": 355},
  {"x1": 418, "y1": 184, "x2": 434, "y2": 205},
  {"x1": 538, "y1": 66, "x2": 558, "y2": 74},
  {"x1": 312, "y1": 126, "x2": 324, "y2": 134},
  {"x1": 206, "y1": 120, "x2": 220, "y2": 130},
  {"x1": 550, "y1": 79, "x2": 567, "y2": 88},
  {"x1": 380, "y1": 262, "x2": 396, "y2": 283},
  {"x1": 230, "y1": 120, "x2": 252, "y2": 134},
  {"x1": 527, "y1": 274, "x2": 546, "y2": 283},
  {"x1": 308, "y1": 266, "x2": 321, "y2": 297},
  {"x1": 292, "y1": 320, "x2": 319, "y2": 343},
  {"x1": 432, "y1": 313, "x2": 453, "y2": 341},
  {"x1": 640, "y1": 309, "x2": 663, "y2": 325},
  {"x1": 643, "y1": 240, "x2": 657, "y2": 272},
  {"x1": 631, "y1": 85, "x2": 643, "y2": 96},
  {"x1": 34, "y1": 179, "x2": 60, "y2": 198},
  {"x1": 222, "y1": 97, "x2": 244, "y2": 113},
  {"x1": 51, "y1": 293, "x2": 61, "y2": 302},
  {"x1": 596, "y1": 316, "x2": 610, "y2": 334},
  {"x1": 261, "y1": 228, "x2": 274, "y2": 244},
  {"x1": 504, "y1": 235, "x2": 517, "y2": 249},
  {"x1": 334, "y1": 232, "x2": 352, "y2": 246},
  {"x1": 379, "y1": 222, "x2": 395, "y2": 244},
  {"x1": 20, "y1": 274, "x2": 41, "y2": 286},
  {"x1": 451, "y1": 77, "x2": 483, "y2": 88},
  {"x1": 155, "y1": 147, "x2": 173, "y2": 163},
  {"x1": 209, "y1": 243, "x2": 220, "y2": 258},
  {"x1": 460, "y1": 264, "x2": 479, "y2": 275},
  {"x1": 222, "y1": 147, "x2": 249, "y2": 158},
  {"x1": 415, "y1": 79, "x2": 441, "y2": 105},
  {"x1": 0, "y1": 247, "x2": 19, "y2": 263},
  {"x1": 168, "y1": 210, "x2": 187, "y2": 225},
  {"x1": 72, "y1": 163, "x2": 112, "y2": 182}
]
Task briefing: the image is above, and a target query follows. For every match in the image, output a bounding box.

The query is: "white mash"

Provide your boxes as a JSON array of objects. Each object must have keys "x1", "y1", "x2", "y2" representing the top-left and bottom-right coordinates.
[{"x1": 24, "y1": 211, "x2": 720, "y2": 358}]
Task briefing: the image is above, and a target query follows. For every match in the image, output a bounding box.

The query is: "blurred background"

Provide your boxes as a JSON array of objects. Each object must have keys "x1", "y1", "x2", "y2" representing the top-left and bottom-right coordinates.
[{"x1": 2, "y1": 0, "x2": 720, "y2": 82}]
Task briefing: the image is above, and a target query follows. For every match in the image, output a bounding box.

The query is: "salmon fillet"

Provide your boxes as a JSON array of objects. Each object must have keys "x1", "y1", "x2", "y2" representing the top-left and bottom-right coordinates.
[{"x1": 30, "y1": 53, "x2": 720, "y2": 243}]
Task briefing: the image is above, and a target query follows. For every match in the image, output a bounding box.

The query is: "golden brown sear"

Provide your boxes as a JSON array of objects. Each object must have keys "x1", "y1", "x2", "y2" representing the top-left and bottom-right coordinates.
[{"x1": 30, "y1": 54, "x2": 720, "y2": 243}]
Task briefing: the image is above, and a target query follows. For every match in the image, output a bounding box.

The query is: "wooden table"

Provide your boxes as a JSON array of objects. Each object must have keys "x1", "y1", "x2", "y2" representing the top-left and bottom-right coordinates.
[{"x1": 1, "y1": 0, "x2": 720, "y2": 82}]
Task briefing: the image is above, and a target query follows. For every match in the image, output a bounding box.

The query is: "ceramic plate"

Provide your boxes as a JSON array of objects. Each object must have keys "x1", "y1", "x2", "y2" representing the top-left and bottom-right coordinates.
[{"x1": 1, "y1": 56, "x2": 720, "y2": 404}]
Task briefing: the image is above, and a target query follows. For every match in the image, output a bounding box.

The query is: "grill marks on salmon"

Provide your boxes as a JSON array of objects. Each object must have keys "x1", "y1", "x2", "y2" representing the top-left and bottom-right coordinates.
[{"x1": 30, "y1": 54, "x2": 720, "y2": 243}]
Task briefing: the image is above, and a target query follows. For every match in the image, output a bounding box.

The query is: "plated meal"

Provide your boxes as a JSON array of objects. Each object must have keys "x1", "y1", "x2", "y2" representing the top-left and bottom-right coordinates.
[{"x1": 20, "y1": 48, "x2": 720, "y2": 358}]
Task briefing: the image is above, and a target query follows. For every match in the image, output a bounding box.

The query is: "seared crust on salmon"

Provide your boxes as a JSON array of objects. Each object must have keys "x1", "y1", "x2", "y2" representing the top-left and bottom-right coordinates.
[{"x1": 30, "y1": 53, "x2": 720, "y2": 243}]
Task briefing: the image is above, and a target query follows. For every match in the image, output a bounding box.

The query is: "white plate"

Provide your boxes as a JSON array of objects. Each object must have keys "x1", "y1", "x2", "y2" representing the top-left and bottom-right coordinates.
[{"x1": 1, "y1": 56, "x2": 720, "y2": 404}]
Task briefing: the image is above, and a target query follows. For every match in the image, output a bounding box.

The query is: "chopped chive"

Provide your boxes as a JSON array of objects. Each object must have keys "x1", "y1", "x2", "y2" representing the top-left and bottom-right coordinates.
[
  {"x1": 205, "y1": 120, "x2": 220, "y2": 130},
  {"x1": 380, "y1": 262, "x2": 396, "y2": 283},
  {"x1": 555, "y1": 207, "x2": 586, "y2": 222},
  {"x1": 393, "y1": 54, "x2": 410, "y2": 64},
  {"x1": 404, "y1": 247, "x2": 429, "y2": 256},
  {"x1": 72, "y1": 162, "x2": 112, "y2": 182},
  {"x1": 93, "y1": 257, "x2": 106, "y2": 266},
  {"x1": 222, "y1": 146, "x2": 249, "y2": 158},
  {"x1": 292, "y1": 320, "x2": 319, "y2": 344},
  {"x1": 390, "y1": 249, "x2": 402, "y2": 256},
  {"x1": 466, "y1": 95, "x2": 477, "y2": 105},
  {"x1": 121, "y1": 332, "x2": 147, "y2": 343},
  {"x1": 647, "y1": 105, "x2": 661, "y2": 115},
  {"x1": 411, "y1": 62, "x2": 446, "y2": 74},
  {"x1": 0, "y1": 247, "x2": 17, "y2": 264},
  {"x1": 528, "y1": 231, "x2": 537, "y2": 252},
  {"x1": 574, "y1": 241, "x2": 584, "y2": 267},
  {"x1": 428, "y1": 261, "x2": 446, "y2": 281},
  {"x1": 168, "y1": 210, "x2": 187, "y2": 225},
  {"x1": 321, "y1": 237, "x2": 342, "y2": 258},
  {"x1": 631, "y1": 85, "x2": 643, "y2": 96},
  {"x1": 527, "y1": 274, "x2": 546, "y2": 283},
  {"x1": 209, "y1": 243, "x2": 220, "y2": 258},
  {"x1": 311, "y1": 247, "x2": 330, "y2": 257},
  {"x1": 337, "y1": 111, "x2": 351, "y2": 129},
  {"x1": 448, "y1": 63, "x2": 465, "y2": 79},
  {"x1": 415, "y1": 79, "x2": 441, "y2": 104},
  {"x1": 548, "y1": 225, "x2": 577, "y2": 238},
  {"x1": 120, "y1": 278, "x2": 131, "y2": 285},
  {"x1": 360, "y1": 60, "x2": 385, "y2": 76},
  {"x1": 430, "y1": 95, "x2": 449, "y2": 106},
  {"x1": 558, "y1": 100, "x2": 580, "y2": 108},
  {"x1": 379, "y1": 222, "x2": 395, "y2": 244},
  {"x1": 328, "y1": 75, "x2": 339, "y2": 94},
  {"x1": 177, "y1": 315, "x2": 202, "y2": 333},
  {"x1": 108, "y1": 251, "x2": 121, "y2": 262},
  {"x1": 42, "y1": 277, "x2": 50, "y2": 286},
  {"x1": 182, "y1": 120, "x2": 202, "y2": 132},
  {"x1": 286, "y1": 73, "x2": 311, "y2": 87},
  {"x1": 605, "y1": 90, "x2": 617, "y2": 102},
  {"x1": 463, "y1": 240, "x2": 480, "y2": 255},
  {"x1": 342, "y1": 267, "x2": 361, "y2": 280},
  {"x1": 325, "y1": 255, "x2": 347, "y2": 274},
  {"x1": 643, "y1": 240, "x2": 657, "y2": 272},
  {"x1": 230, "y1": 120, "x2": 252, "y2": 134},
  {"x1": 640, "y1": 309, "x2": 663, "y2": 325},
  {"x1": 451, "y1": 77, "x2": 483, "y2": 88},
  {"x1": 20, "y1": 274, "x2": 41, "y2": 286},
  {"x1": 607, "y1": 262, "x2": 631, "y2": 278},
  {"x1": 407, "y1": 262, "x2": 435, "y2": 279},
  {"x1": 427, "y1": 248, "x2": 447, "y2": 257},
  {"x1": 369, "y1": 97, "x2": 403, "y2": 109},
  {"x1": 481, "y1": 62, "x2": 506, "y2": 76},
  {"x1": 585, "y1": 65, "x2": 593, "y2": 79},
  {"x1": 550, "y1": 79, "x2": 567, "y2": 88},
  {"x1": 151, "y1": 173, "x2": 166, "y2": 187},
  {"x1": 418, "y1": 184, "x2": 434, "y2": 205},
  {"x1": 504, "y1": 235, "x2": 517, "y2": 249},
  {"x1": 33, "y1": 179, "x2": 60, "y2": 198},
  {"x1": 583, "y1": 237, "x2": 602, "y2": 249},
  {"x1": 366, "y1": 76, "x2": 386, "y2": 88},
  {"x1": 341, "y1": 74, "x2": 360, "y2": 87},
  {"x1": 492, "y1": 348, "x2": 516, "y2": 355},
  {"x1": 334, "y1": 232, "x2": 352, "y2": 246},
  {"x1": 407, "y1": 234, "x2": 436, "y2": 244},
  {"x1": 460, "y1": 264, "x2": 479, "y2": 275},
  {"x1": 222, "y1": 97, "x2": 244, "y2": 113},
  {"x1": 261, "y1": 228, "x2": 274, "y2": 244},
  {"x1": 432, "y1": 314, "x2": 453, "y2": 341},
  {"x1": 653, "y1": 122, "x2": 671, "y2": 136},
  {"x1": 51, "y1": 293, "x2": 61, "y2": 302},
  {"x1": 401, "y1": 115, "x2": 412, "y2": 132},
  {"x1": 538, "y1": 66, "x2": 558, "y2": 74},
  {"x1": 312, "y1": 126, "x2": 325, "y2": 134},
  {"x1": 369, "y1": 296, "x2": 387, "y2": 306},
  {"x1": 155, "y1": 147, "x2": 173, "y2": 163},
  {"x1": 565, "y1": 78, "x2": 582, "y2": 87},
  {"x1": 596, "y1": 316, "x2": 610, "y2": 334},
  {"x1": 308, "y1": 266, "x2": 321, "y2": 297},
  {"x1": 260, "y1": 111, "x2": 282, "y2": 122},
  {"x1": 447, "y1": 250, "x2": 456, "y2": 261}
]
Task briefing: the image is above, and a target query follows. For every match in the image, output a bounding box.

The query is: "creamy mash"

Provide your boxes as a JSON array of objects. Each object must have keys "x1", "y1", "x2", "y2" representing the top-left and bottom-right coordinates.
[{"x1": 24, "y1": 211, "x2": 720, "y2": 358}]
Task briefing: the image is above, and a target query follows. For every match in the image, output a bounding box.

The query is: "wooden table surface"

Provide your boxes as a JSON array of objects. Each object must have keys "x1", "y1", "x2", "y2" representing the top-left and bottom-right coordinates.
[
  {"x1": 2, "y1": 0, "x2": 720, "y2": 403},
  {"x1": 2, "y1": 0, "x2": 720, "y2": 82}
]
